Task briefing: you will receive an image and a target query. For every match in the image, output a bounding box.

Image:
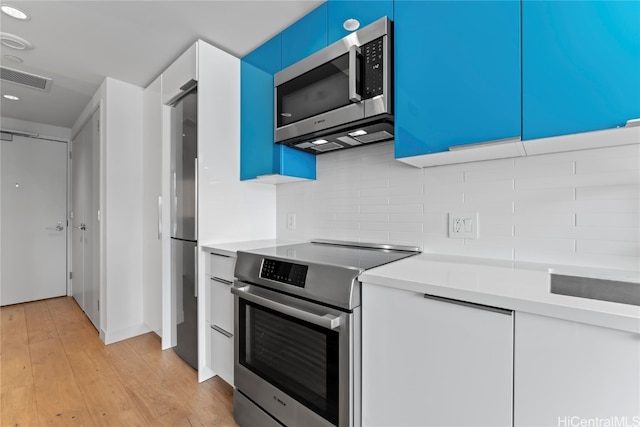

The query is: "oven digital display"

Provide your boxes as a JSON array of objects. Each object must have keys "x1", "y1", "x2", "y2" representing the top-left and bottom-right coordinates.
[{"x1": 260, "y1": 258, "x2": 308, "y2": 288}]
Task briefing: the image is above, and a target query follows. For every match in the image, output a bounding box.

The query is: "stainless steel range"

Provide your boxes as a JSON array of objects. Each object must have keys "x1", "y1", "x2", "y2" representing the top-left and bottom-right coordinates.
[{"x1": 231, "y1": 240, "x2": 420, "y2": 427}]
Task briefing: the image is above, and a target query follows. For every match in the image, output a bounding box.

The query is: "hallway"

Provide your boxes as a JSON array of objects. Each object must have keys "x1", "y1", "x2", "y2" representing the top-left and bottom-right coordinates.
[{"x1": 0, "y1": 297, "x2": 237, "y2": 426}]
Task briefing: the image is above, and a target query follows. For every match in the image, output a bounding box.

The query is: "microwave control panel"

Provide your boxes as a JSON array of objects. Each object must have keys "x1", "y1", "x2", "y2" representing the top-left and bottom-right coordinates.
[
  {"x1": 260, "y1": 258, "x2": 308, "y2": 288},
  {"x1": 363, "y1": 36, "x2": 385, "y2": 99}
]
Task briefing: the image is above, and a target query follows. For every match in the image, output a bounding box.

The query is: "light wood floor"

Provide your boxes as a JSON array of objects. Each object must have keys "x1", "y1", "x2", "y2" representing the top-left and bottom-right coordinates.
[{"x1": 0, "y1": 297, "x2": 237, "y2": 426}]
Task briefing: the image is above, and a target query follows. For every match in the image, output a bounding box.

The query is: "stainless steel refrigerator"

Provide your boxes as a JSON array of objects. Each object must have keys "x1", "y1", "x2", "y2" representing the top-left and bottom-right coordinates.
[{"x1": 170, "y1": 85, "x2": 198, "y2": 370}]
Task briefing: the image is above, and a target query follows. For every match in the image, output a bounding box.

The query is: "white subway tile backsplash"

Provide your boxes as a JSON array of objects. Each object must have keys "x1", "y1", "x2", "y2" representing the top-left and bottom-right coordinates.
[
  {"x1": 277, "y1": 143, "x2": 640, "y2": 271},
  {"x1": 577, "y1": 213, "x2": 640, "y2": 228},
  {"x1": 361, "y1": 204, "x2": 423, "y2": 214},
  {"x1": 574, "y1": 199, "x2": 640, "y2": 214},
  {"x1": 576, "y1": 184, "x2": 640, "y2": 200},
  {"x1": 577, "y1": 240, "x2": 640, "y2": 257}
]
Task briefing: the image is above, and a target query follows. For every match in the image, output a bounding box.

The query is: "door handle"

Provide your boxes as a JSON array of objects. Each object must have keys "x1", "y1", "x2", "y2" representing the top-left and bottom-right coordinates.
[
  {"x1": 73, "y1": 223, "x2": 86, "y2": 230},
  {"x1": 46, "y1": 221, "x2": 64, "y2": 231},
  {"x1": 348, "y1": 45, "x2": 362, "y2": 103}
]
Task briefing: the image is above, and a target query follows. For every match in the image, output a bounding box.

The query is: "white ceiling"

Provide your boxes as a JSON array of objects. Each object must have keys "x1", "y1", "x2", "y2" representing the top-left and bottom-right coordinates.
[{"x1": 0, "y1": 0, "x2": 323, "y2": 129}]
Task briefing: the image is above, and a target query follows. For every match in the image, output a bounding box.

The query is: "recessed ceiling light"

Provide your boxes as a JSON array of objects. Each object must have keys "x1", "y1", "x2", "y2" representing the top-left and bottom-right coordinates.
[
  {"x1": 311, "y1": 139, "x2": 329, "y2": 145},
  {"x1": 343, "y1": 18, "x2": 360, "y2": 32},
  {"x1": 3, "y1": 94, "x2": 20, "y2": 101},
  {"x1": 0, "y1": 32, "x2": 33, "y2": 50},
  {"x1": 0, "y1": 4, "x2": 30, "y2": 20},
  {"x1": 3, "y1": 54, "x2": 23, "y2": 63}
]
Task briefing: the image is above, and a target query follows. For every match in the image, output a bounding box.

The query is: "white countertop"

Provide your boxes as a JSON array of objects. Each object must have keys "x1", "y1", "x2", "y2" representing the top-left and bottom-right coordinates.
[
  {"x1": 201, "y1": 239, "x2": 301, "y2": 258},
  {"x1": 359, "y1": 253, "x2": 640, "y2": 334}
]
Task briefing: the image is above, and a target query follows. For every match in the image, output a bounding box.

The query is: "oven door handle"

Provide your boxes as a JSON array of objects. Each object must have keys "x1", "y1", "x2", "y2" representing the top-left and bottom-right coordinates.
[{"x1": 231, "y1": 286, "x2": 342, "y2": 330}]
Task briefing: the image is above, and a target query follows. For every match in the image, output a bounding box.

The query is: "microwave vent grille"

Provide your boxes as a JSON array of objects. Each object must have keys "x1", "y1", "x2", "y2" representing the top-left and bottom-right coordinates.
[
  {"x1": 354, "y1": 130, "x2": 393, "y2": 144},
  {"x1": 312, "y1": 142, "x2": 342, "y2": 152},
  {"x1": 337, "y1": 136, "x2": 361, "y2": 146}
]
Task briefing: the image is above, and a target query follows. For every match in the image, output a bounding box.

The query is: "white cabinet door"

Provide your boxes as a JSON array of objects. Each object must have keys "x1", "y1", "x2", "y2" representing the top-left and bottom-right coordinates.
[
  {"x1": 142, "y1": 75, "x2": 163, "y2": 334},
  {"x1": 162, "y1": 43, "x2": 198, "y2": 105},
  {"x1": 362, "y1": 283, "x2": 513, "y2": 427},
  {"x1": 514, "y1": 312, "x2": 640, "y2": 426}
]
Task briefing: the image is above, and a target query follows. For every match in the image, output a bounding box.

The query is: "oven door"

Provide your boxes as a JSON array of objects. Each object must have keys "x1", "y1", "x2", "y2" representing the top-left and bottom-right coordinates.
[{"x1": 232, "y1": 284, "x2": 358, "y2": 427}]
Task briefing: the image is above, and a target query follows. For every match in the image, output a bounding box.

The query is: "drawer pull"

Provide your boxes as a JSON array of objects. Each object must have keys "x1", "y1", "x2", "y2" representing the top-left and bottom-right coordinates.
[
  {"x1": 423, "y1": 293, "x2": 512, "y2": 316},
  {"x1": 211, "y1": 252, "x2": 231, "y2": 258},
  {"x1": 211, "y1": 276, "x2": 233, "y2": 286},
  {"x1": 211, "y1": 324, "x2": 233, "y2": 338}
]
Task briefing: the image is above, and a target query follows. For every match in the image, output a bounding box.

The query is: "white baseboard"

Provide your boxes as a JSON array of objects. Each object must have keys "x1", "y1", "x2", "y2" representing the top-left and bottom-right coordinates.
[{"x1": 101, "y1": 323, "x2": 152, "y2": 345}]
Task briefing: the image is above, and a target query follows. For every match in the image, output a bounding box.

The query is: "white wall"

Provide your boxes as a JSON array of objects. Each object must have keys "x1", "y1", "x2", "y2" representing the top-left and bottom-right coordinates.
[
  {"x1": 277, "y1": 140, "x2": 640, "y2": 271},
  {"x1": 102, "y1": 77, "x2": 146, "y2": 343}
]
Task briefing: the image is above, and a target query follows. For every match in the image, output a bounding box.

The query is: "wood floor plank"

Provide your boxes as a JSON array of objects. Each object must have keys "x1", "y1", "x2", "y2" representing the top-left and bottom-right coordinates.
[
  {"x1": 46, "y1": 297, "x2": 94, "y2": 337},
  {"x1": 30, "y1": 337, "x2": 94, "y2": 426},
  {"x1": 66, "y1": 349, "x2": 148, "y2": 427},
  {"x1": 0, "y1": 383, "x2": 39, "y2": 426},
  {"x1": 23, "y1": 300, "x2": 58, "y2": 344},
  {"x1": 1, "y1": 297, "x2": 237, "y2": 426},
  {"x1": 0, "y1": 305, "x2": 34, "y2": 393},
  {"x1": 104, "y1": 340, "x2": 185, "y2": 423}
]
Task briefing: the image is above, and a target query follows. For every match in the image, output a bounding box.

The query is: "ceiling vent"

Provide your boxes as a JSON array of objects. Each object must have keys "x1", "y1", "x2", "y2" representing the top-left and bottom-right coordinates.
[{"x1": 0, "y1": 66, "x2": 52, "y2": 91}]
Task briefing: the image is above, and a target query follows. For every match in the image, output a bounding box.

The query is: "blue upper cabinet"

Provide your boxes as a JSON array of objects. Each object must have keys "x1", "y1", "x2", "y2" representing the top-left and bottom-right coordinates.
[
  {"x1": 522, "y1": 1, "x2": 640, "y2": 140},
  {"x1": 243, "y1": 33, "x2": 281, "y2": 74},
  {"x1": 240, "y1": 23, "x2": 316, "y2": 181},
  {"x1": 394, "y1": 0, "x2": 521, "y2": 159},
  {"x1": 327, "y1": 0, "x2": 393, "y2": 44},
  {"x1": 281, "y1": 3, "x2": 328, "y2": 69},
  {"x1": 240, "y1": 61, "x2": 276, "y2": 180}
]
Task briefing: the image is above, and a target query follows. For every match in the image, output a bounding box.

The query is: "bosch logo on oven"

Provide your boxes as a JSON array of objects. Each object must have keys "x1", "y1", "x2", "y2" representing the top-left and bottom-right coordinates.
[{"x1": 273, "y1": 395, "x2": 287, "y2": 407}]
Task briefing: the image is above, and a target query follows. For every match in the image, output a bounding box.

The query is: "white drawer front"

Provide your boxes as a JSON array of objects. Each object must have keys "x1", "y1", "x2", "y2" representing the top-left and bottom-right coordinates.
[
  {"x1": 209, "y1": 253, "x2": 235, "y2": 283},
  {"x1": 211, "y1": 324, "x2": 234, "y2": 386},
  {"x1": 210, "y1": 277, "x2": 234, "y2": 334}
]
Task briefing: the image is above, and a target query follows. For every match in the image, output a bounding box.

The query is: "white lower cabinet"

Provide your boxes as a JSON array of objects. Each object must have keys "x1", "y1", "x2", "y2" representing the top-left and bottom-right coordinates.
[
  {"x1": 514, "y1": 312, "x2": 640, "y2": 426},
  {"x1": 362, "y1": 283, "x2": 513, "y2": 427},
  {"x1": 206, "y1": 252, "x2": 236, "y2": 386}
]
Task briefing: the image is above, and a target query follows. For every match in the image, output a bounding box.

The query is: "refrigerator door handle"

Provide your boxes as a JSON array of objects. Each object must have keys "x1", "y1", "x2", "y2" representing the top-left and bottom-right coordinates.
[
  {"x1": 194, "y1": 245, "x2": 198, "y2": 298},
  {"x1": 157, "y1": 196, "x2": 162, "y2": 240},
  {"x1": 194, "y1": 157, "x2": 198, "y2": 239},
  {"x1": 172, "y1": 171, "x2": 177, "y2": 236}
]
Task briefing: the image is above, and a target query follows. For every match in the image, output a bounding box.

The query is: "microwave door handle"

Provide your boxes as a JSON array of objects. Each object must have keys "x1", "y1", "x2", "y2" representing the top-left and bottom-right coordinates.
[{"x1": 348, "y1": 45, "x2": 362, "y2": 103}]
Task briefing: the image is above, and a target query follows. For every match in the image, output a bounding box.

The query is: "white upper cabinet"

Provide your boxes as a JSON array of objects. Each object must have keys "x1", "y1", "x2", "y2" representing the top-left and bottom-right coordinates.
[{"x1": 162, "y1": 43, "x2": 198, "y2": 105}]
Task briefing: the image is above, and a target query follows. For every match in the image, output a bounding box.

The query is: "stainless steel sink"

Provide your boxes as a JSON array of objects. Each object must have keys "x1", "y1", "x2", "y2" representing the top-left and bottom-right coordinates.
[{"x1": 550, "y1": 274, "x2": 640, "y2": 306}]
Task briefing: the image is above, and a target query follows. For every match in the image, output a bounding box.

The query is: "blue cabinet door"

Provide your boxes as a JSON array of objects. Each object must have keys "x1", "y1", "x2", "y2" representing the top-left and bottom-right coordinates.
[
  {"x1": 240, "y1": 61, "x2": 276, "y2": 180},
  {"x1": 394, "y1": 0, "x2": 521, "y2": 158},
  {"x1": 327, "y1": 0, "x2": 393, "y2": 45},
  {"x1": 240, "y1": 32, "x2": 316, "y2": 181},
  {"x1": 522, "y1": 1, "x2": 640, "y2": 140},
  {"x1": 281, "y1": 3, "x2": 328, "y2": 69}
]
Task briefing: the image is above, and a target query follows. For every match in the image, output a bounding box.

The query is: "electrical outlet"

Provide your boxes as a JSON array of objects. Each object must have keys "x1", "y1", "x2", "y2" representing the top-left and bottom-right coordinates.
[
  {"x1": 448, "y1": 212, "x2": 479, "y2": 239},
  {"x1": 287, "y1": 213, "x2": 296, "y2": 230}
]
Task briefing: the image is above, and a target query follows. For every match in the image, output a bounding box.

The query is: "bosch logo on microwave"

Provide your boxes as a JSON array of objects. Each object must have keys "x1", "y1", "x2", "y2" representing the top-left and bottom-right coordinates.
[{"x1": 314, "y1": 119, "x2": 326, "y2": 126}]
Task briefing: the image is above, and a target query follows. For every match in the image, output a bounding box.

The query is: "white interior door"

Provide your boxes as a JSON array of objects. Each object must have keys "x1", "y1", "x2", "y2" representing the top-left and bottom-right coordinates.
[
  {"x1": 71, "y1": 110, "x2": 100, "y2": 330},
  {"x1": 1, "y1": 134, "x2": 68, "y2": 306}
]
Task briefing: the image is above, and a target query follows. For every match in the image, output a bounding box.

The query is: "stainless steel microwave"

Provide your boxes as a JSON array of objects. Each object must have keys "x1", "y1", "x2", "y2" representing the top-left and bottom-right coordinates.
[{"x1": 275, "y1": 17, "x2": 393, "y2": 154}]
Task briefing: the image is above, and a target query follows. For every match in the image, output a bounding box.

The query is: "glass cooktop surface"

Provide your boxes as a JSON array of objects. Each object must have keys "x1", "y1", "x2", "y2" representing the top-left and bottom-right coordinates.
[{"x1": 246, "y1": 240, "x2": 420, "y2": 272}]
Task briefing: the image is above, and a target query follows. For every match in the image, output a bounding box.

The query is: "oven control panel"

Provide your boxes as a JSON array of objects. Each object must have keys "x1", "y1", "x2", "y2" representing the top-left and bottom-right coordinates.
[{"x1": 260, "y1": 258, "x2": 308, "y2": 288}]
